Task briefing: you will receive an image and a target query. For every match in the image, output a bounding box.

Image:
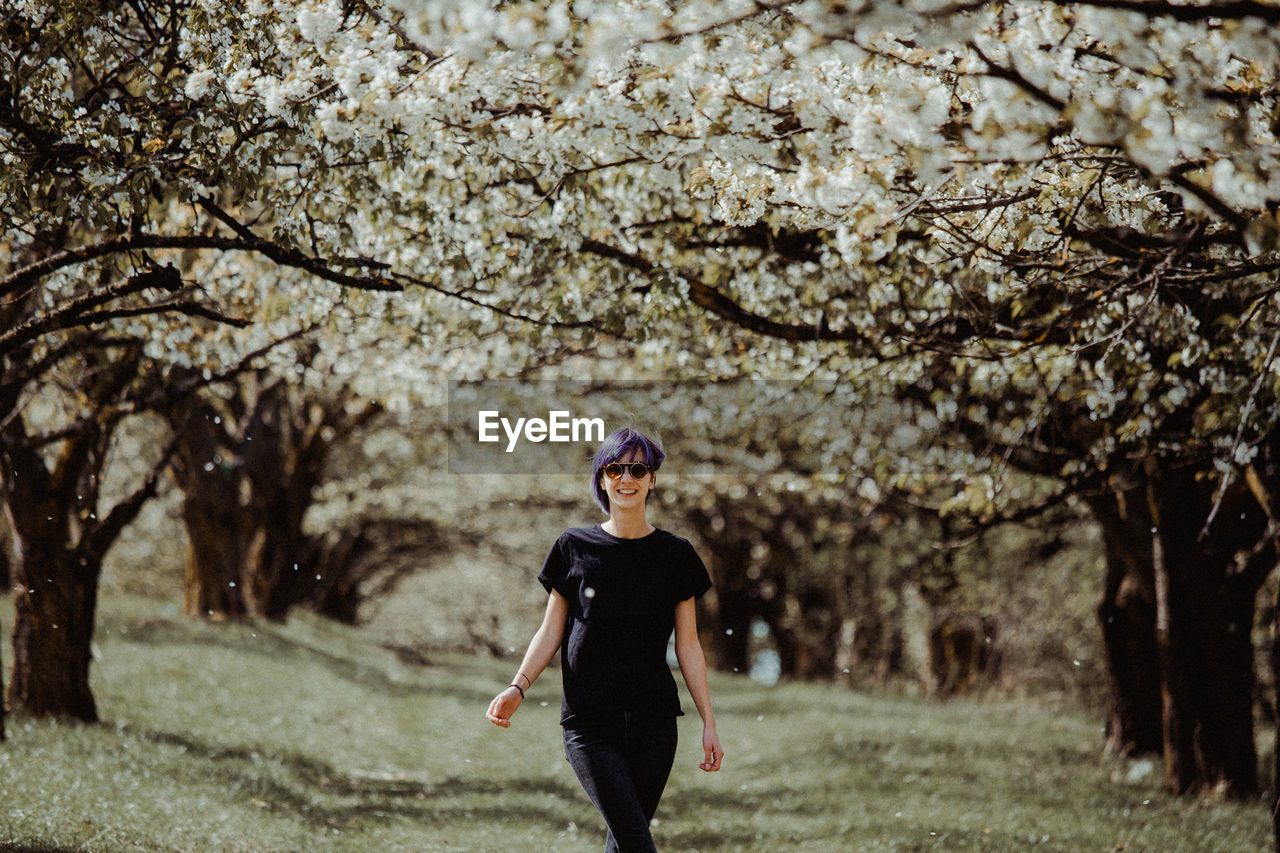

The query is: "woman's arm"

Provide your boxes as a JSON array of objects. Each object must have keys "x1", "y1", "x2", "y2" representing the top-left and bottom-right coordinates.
[
  {"x1": 485, "y1": 590, "x2": 569, "y2": 728},
  {"x1": 674, "y1": 596, "x2": 723, "y2": 771}
]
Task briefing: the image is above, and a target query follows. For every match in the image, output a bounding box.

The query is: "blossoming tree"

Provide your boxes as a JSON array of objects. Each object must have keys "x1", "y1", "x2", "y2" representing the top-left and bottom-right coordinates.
[{"x1": 192, "y1": 0, "x2": 1276, "y2": 799}]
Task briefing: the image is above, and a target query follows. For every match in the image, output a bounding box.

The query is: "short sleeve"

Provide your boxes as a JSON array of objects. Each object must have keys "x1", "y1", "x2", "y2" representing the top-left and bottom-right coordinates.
[
  {"x1": 537, "y1": 535, "x2": 574, "y2": 600},
  {"x1": 676, "y1": 541, "x2": 712, "y2": 603}
]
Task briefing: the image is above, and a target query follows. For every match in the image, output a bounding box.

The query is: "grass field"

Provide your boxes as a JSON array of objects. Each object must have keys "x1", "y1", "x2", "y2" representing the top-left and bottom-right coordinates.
[{"x1": 0, "y1": 593, "x2": 1271, "y2": 852}]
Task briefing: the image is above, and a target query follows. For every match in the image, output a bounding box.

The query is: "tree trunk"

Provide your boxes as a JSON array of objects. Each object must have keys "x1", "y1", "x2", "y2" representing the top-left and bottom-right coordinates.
[
  {"x1": 682, "y1": 506, "x2": 756, "y2": 673},
  {"x1": 168, "y1": 399, "x2": 247, "y2": 619},
  {"x1": 308, "y1": 529, "x2": 374, "y2": 624},
  {"x1": 1147, "y1": 464, "x2": 1268, "y2": 798},
  {"x1": 703, "y1": 539, "x2": 754, "y2": 674},
  {"x1": 3, "y1": 451, "x2": 164, "y2": 721},
  {"x1": 1085, "y1": 461, "x2": 1272, "y2": 799},
  {"x1": 764, "y1": 585, "x2": 841, "y2": 680},
  {"x1": 0, "y1": 514, "x2": 7, "y2": 739},
  {"x1": 241, "y1": 389, "x2": 326, "y2": 621},
  {"x1": 167, "y1": 376, "x2": 379, "y2": 623},
  {"x1": 1085, "y1": 491, "x2": 1164, "y2": 756},
  {"x1": 1274, "y1": 575, "x2": 1280, "y2": 851},
  {"x1": 3, "y1": 446, "x2": 100, "y2": 721},
  {"x1": 1, "y1": 351, "x2": 168, "y2": 721},
  {"x1": 835, "y1": 577, "x2": 905, "y2": 686},
  {"x1": 0, "y1": 615, "x2": 6, "y2": 740},
  {"x1": 8, "y1": 547, "x2": 101, "y2": 721},
  {"x1": 243, "y1": 512, "x2": 316, "y2": 622},
  {"x1": 181, "y1": 498, "x2": 249, "y2": 619},
  {"x1": 0, "y1": 240, "x2": 163, "y2": 723},
  {"x1": 0, "y1": 517, "x2": 11, "y2": 589}
]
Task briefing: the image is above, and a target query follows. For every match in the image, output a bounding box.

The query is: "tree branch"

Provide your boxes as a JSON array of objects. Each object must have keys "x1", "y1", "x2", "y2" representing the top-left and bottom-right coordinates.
[
  {"x1": 579, "y1": 237, "x2": 892, "y2": 349},
  {"x1": 1165, "y1": 171, "x2": 1250, "y2": 234},
  {"x1": 926, "y1": 0, "x2": 1280, "y2": 23},
  {"x1": 2, "y1": 231, "x2": 402, "y2": 301},
  {"x1": 969, "y1": 42, "x2": 1066, "y2": 112},
  {"x1": 1059, "y1": 0, "x2": 1280, "y2": 24},
  {"x1": 25, "y1": 327, "x2": 309, "y2": 449},
  {"x1": 79, "y1": 428, "x2": 181, "y2": 566},
  {"x1": 350, "y1": 0, "x2": 441, "y2": 62},
  {"x1": 73, "y1": 300, "x2": 252, "y2": 329},
  {"x1": 0, "y1": 266, "x2": 194, "y2": 356}
]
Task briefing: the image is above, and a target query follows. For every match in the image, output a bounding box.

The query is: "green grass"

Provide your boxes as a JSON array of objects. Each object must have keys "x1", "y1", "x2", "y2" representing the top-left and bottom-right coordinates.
[{"x1": 0, "y1": 593, "x2": 1271, "y2": 852}]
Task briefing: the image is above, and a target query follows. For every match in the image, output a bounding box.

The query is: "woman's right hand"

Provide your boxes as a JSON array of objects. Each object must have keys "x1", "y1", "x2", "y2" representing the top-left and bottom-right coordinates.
[{"x1": 485, "y1": 686, "x2": 524, "y2": 727}]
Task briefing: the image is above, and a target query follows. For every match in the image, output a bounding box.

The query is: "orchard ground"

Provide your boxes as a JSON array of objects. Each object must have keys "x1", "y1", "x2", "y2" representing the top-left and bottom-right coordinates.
[{"x1": 0, "y1": 592, "x2": 1270, "y2": 853}]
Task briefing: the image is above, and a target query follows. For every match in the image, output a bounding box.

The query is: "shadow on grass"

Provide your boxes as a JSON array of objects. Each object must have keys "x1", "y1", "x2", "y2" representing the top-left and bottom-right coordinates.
[
  {"x1": 113, "y1": 723, "x2": 584, "y2": 832},
  {"x1": 660, "y1": 822, "x2": 770, "y2": 849},
  {"x1": 110, "y1": 616, "x2": 497, "y2": 706}
]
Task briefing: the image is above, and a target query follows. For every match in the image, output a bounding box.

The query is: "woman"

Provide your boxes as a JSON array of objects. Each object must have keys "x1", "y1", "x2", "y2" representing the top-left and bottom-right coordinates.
[{"x1": 485, "y1": 427, "x2": 723, "y2": 853}]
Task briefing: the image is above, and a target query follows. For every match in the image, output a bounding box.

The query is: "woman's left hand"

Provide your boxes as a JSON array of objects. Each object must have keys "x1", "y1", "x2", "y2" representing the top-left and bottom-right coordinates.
[
  {"x1": 485, "y1": 686, "x2": 523, "y2": 728},
  {"x1": 700, "y1": 725, "x2": 723, "y2": 772}
]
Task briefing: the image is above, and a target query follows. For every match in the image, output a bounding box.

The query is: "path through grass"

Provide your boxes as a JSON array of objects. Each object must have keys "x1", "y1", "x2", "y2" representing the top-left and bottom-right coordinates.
[{"x1": 0, "y1": 594, "x2": 1270, "y2": 851}]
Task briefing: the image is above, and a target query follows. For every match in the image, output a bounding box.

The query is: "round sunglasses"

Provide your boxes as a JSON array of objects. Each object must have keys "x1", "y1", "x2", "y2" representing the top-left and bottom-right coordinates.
[{"x1": 600, "y1": 461, "x2": 654, "y2": 480}]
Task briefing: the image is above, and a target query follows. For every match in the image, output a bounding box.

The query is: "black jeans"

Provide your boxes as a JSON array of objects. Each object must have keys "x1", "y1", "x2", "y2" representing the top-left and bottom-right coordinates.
[{"x1": 563, "y1": 712, "x2": 679, "y2": 853}]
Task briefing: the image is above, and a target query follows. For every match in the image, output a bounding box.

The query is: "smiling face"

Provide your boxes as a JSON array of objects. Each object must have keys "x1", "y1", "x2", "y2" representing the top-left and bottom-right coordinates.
[
  {"x1": 599, "y1": 447, "x2": 656, "y2": 511},
  {"x1": 589, "y1": 427, "x2": 665, "y2": 514}
]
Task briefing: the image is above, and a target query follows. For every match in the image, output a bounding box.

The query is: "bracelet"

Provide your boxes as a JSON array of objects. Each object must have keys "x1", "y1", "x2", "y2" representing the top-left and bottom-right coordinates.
[
  {"x1": 508, "y1": 683, "x2": 525, "y2": 699},
  {"x1": 516, "y1": 672, "x2": 532, "y2": 688}
]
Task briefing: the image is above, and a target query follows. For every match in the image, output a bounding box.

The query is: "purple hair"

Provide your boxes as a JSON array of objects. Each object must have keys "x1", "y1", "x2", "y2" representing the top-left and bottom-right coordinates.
[{"x1": 590, "y1": 427, "x2": 665, "y2": 513}]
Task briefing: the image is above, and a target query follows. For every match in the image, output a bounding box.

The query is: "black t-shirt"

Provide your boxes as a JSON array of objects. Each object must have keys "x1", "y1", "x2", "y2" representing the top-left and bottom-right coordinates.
[{"x1": 538, "y1": 524, "x2": 712, "y2": 725}]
